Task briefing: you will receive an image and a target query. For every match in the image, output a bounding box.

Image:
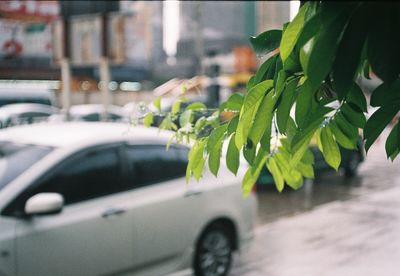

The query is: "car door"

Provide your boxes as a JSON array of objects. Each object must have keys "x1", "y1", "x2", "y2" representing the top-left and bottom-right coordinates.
[
  {"x1": 8, "y1": 145, "x2": 134, "y2": 276},
  {"x1": 123, "y1": 144, "x2": 203, "y2": 274}
]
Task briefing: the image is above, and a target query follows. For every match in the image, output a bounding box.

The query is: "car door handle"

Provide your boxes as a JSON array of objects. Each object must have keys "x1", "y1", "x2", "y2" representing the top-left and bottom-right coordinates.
[
  {"x1": 184, "y1": 190, "x2": 203, "y2": 197},
  {"x1": 101, "y1": 208, "x2": 126, "y2": 218}
]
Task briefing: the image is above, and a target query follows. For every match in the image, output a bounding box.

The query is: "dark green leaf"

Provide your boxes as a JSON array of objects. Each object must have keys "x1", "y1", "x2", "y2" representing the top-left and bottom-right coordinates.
[
  {"x1": 347, "y1": 83, "x2": 367, "y2": 112},
  {"x1": 332, "y1": 5, "x2": 369, "y2": 100},
  {"x1": 243, "y1": 139, "x2": 256, "y2": 165},
  {"x1": 250, "y1": 29, "x2": 282, "y2": 56},
  {"x1": 385, "y1": 123, "x2": 400, "y2": 160},
  {"x1": 329, "y1": 120, "x2": 357, "y2": 149},
  {"x1": 254, "y1": 57, "x2": 275, "y2": 84},
  {"x1": 341, "y1": 103, "x2": 366, "y2": 128},
  {"x1": 335, "y1": 113, "x2": 359, "y2": 141},
  {"x1": 227, "y1": 115, "x2": 239, "y2": 136},
  {"x1": 207, "y1": 125, "x2": 228, "y2": 176},
  {"x1": 370, "y1": 79, "x2": 400, "y2": 107},
  {"x1": 364, "y1": 102, "x2": 400, "y2": 152}
]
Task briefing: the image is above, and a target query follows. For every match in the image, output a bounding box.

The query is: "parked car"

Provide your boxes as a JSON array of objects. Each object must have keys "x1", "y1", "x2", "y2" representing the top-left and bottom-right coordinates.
[
  {"x1": 49, "y1": 104, "x2": 128, "y2": 122},
  {"x1": 0, "y1": 103, "x2": 59, "y2": 129},
  {"x1": 0, "y1": 122, "x2": 256, "y2": 276},
  {"x1": 0, "y1": 88, "x2": 56, "y2": 107}
]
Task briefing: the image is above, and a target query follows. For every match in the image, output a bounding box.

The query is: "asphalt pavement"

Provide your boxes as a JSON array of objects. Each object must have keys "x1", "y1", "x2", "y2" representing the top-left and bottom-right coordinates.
[{"x1": 231, "y1": 129, "x2": 400, "y2": 276}]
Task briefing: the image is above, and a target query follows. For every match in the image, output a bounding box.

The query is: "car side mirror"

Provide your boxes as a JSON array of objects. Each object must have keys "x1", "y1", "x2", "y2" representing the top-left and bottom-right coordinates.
[{"x1": 24, "y1": 193, "x2": 64, "y2": 216}]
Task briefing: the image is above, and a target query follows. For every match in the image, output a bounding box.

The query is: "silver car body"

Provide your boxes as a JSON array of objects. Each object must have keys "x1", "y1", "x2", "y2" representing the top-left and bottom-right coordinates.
[{"x1": 0, "y1": 122, "x2": 256, "y2": 276}]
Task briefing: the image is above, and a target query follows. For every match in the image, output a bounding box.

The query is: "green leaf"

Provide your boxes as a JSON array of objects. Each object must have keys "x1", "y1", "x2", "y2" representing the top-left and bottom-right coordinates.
[
  {"x1": 207, "y1": 125, "x2": 228, "y2": 176},
  {"x1": 171, "y1": 100, "x2": 182, "y2": 115},
  {"x1": 227, "y1": 134, "x2": 240, "y2": 175},
  {"x1": 242, "y1": 149, "x2": 268, "y2": 196},
  {"x1": 276, "y1": 77, "x2": 299, "y2": 133},
  {"x1": 246, "y1": 76, "x2": 256, "y2": 91},
  {"x1": 143, "y1": 112, "x2": 153, "y2": 127},
  {"x1": 254, "y1": 57, "x2": 275, "y2": 84},
  {"x1": 266, "y1": 158, "x2": 284, "y2": 192},
  {"x1": 385, "y1": 123, "x2": 400, "y2": 160},
  {"x1": 332, "y1": 5, "x2": 368, "y2": 100},
  {"x1": 364, "y1": 102, "x2": 400, "y2": 152},
  {"x1": 341, "y1": 103, "x2": 366, "y2": 128},
  {"x1": 301, "y1": 148, "x2": 315, "y2": 165},
  {"x1": 329, "y1": 120, "x2": 357, "y2": 149},
  {"x1": 220, "y1": 93, "x2": 244, "y2": 112},
  {"x1": 227, "y1": 115, "x2": 239, "y2": 136},
  {"x1": 179, "y1": 110, "x2": 194, "y2": 127},
  {"x1": 194, "y1": 116, "x2": 207, "y2": 134},
  {"x1": 243, "y1": 139, "x2": 256, "y2": 165},
  {"x1": 153, "y1": 96, "x2": 161, "y2": 113},
  {"x1": 250, "y1": 29, "x2": 282, "y2": 56},
  {"x1": 335, "y1": 113, "x2": 359, "y2": 141},
  {"x1": 302, "y1": 12, "x2": 349, "y2": 87},
  {"x1": 187, "y1": 139, "x2": 206, "y2": 182},
  {"x1": 370, "y1": 79, "x2": 400, "y2": 107},
  {"x1": 185, "y1": 102, "x2": 207, "y2": 111},
  {"x1": 367, "y1": 5, "x2": 400, "y2": 83},
  {"x1": 296, "y1": 161, "x2": 314, "y2": 178},
  {"x1": 236, "y1": 80, "x2": 274, "y2": 148},
  {"x1": 280, "y1": 2, "x2": 312, "y2": 62},
  {"x1": 248, "y1": 92, "x2": 275, "y2": 145},
  {"x1": 347, "y1": 83, "x2": 367, "y2": 112},
  {"x1": 295, "y1": 79, "x2": 316, "y2": 129},
  {"x1": 275, "y1": 151, "x2": 303, "y2": 189},
  {"x1": 320, "y1": 126, "x2": 341, "y2": 170}
]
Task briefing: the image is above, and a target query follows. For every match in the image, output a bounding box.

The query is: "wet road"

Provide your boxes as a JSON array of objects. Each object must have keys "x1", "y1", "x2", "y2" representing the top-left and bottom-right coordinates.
[{"x1": 232, "y1": 130, "x2": 400, "y2": 275}]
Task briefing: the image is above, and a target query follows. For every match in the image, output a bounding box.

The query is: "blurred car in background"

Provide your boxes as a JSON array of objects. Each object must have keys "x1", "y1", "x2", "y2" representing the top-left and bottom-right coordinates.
[
  {"x1": 0, "y1": 123, "x2": 256, "y2": 276},
  {"x1": 0, "y1": 88, "x2": 56, "y2": 107},
  {"x1": 0, "y1": 103, "x2": 59, "y2": 129},
  {"x1": 49, "y1": 104, "x2": 128, "y2": 123}
]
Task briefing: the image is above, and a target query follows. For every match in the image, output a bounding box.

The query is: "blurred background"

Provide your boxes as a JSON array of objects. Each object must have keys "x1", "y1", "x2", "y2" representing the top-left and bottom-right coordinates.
[{"x1": 0, "y1": 1, "x2": 397, "y2": 275}]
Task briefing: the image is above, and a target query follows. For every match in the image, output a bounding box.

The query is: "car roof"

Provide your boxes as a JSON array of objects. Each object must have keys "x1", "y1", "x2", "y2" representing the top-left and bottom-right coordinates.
[
  {"x1": 0, "y1": 103, "x2": 58, "y2": 115},
  {"x1": 70, "y1": 104, "x2": 126, "y2": 115},
  {"x1": 0, "y1": 122, "x2": 175, "y2": 148},
  {"x1": 0, "y1": 88, "x2": 54, "y2": 98}
]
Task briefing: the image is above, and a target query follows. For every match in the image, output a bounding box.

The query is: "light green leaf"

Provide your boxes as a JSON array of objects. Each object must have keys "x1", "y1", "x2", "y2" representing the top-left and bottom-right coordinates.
[
  {"x1": 227, "y1": 115, "x2": 239, "y2": 136},
  {"x1": 186, "y1": 139, "x2": 206, "y2": 182},
  {"x1": 179, "y1": 110, "x2": 194, "y2": 127},
  {"x1": 207, "y1": 125, "x2": 228, "y2": 176},
  {"x1": 220, "y1": 93, "x2": 244, "y2": 112},
  {"x1": 194, "y1": 116, "x2": 207, "y2": 134},
  {"x1": 153, "y1": 96, "x2": 161, "y2": 113},
  {"x1": 143, "y1": 112, "x2": 153, "y2": 127},
  {"x1": 320, "y1": 126, "x2": 341, "y2": 170},
  {"x1": 248, "y1": 92, "x2": 275, "y2": 145},
  {"x1": 267, "y1": 158, "x2": 284, "y2": 192},
  {"x1": 236, "y1": 80, "x2": 274, "y2": 148},
  {"x1": 171, "y1": 99, "x2": 182, "y2": 115},
  {"x1": 227, "y1": 134, "x2": 240, "y2": 175},
  {"x1": 280, "y1": 2, "x2": 311, "y2": 62},
  {"x1": 185, "y1": 102, "x2": 207, "y2": 111},
  {"x1": 296, "y1": 161, "x2": 314, "y2": 178}
]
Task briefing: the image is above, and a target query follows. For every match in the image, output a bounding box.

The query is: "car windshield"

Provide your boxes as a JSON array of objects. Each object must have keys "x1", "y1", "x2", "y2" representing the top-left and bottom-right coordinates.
[{"x1": 0, "y1": 142, "x2": 53, "y2": 191}]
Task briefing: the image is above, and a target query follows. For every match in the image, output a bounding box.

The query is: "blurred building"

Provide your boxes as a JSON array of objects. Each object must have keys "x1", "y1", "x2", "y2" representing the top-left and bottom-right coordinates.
[{"x1": 0, "y1": 1, "x2": 291, "y2": 91}]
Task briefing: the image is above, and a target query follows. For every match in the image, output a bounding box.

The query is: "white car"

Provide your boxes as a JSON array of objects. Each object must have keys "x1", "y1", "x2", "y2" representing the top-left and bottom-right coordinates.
[{"x1": 0, "y1": 122, "x2": 257, "y2": 276}]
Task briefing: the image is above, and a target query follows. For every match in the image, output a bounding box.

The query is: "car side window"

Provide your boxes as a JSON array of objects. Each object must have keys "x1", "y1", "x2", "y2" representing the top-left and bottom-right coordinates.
[
  {"x1": 30, "y1": 147, "x2": 123, "y2": 205},
  {"x1": 125, "y1": 145, "x2": 189, "y2": 188}
]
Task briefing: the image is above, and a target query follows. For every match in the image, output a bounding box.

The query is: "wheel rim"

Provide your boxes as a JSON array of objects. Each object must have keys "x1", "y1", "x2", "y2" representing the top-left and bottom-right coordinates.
[{"x1": 199, "y1": 230, "x2": 231, "y2": 276}]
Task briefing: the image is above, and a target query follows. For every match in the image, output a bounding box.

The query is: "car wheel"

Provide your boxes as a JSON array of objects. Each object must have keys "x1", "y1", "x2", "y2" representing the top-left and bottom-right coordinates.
[
  {"x1": 194, "y1": 225, "x2": 233, "y2": 276},
  {"x1": 344, "y1": 152, "x2": 360, "y2": 178}
]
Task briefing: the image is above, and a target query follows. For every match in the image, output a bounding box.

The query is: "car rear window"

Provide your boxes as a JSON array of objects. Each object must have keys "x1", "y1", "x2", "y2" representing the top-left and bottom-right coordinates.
[{"x1": 0, "y1": 142, "x2": 53, "y2": 191}]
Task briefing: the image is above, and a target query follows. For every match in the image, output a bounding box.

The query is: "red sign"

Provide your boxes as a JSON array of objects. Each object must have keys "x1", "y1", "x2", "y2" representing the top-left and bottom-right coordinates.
[{"x1": 0, "y1": 0, "x2": 59, "y2": 22}]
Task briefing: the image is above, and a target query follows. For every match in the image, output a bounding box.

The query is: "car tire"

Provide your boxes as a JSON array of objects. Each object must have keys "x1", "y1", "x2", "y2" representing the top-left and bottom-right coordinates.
[
  {"x1": 194, "y1": 225, "x2": 233, "y2": 276},
  {"x1": 344, "y1": 152, "x2": 360, "y2": 178}
]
